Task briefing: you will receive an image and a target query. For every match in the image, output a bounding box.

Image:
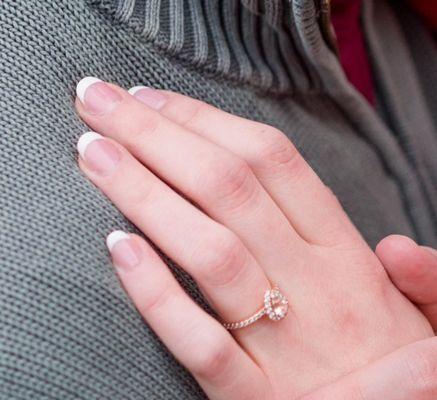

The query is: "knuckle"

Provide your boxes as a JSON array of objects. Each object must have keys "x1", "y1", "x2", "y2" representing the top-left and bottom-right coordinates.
[
  {"x1": 138, "y1": 283, "x2": 175, "y2": 316},
  {"x1": 190, "y1": 334, "x2": 234, "y2": 379},
  {"x1": 123, "y1": 177, "x2": 157, "y2": 220},
  {"x1": 198, "y1": 156, "x2": 257, "y2": 210},
  {"x1": 324, "y1": 185, "x2": 342, "y2": 208},
  {"x1": 180, "y1": 99, "x2": 209, "y2": 128},
  {"x1": 252, "y1": 125, "x2": 306, "y2": 179},
  {"x1": 129, "y1": 110, "x2": 162, "y2": 142},
  {"x1": 194, "y1": 230, "x2": 248, "y2": 287},
  {"x1": 316, "y1": 186, "x2": 363, "y2": 247}
]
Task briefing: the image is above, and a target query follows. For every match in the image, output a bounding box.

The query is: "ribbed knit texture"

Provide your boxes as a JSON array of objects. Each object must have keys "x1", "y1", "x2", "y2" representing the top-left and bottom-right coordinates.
[
  {"x1": 0, "y1": 1, "x2": 436, "y2": 399},
  {"x1": 93, "y1": 0, "x2": 314, "y2": 93}
]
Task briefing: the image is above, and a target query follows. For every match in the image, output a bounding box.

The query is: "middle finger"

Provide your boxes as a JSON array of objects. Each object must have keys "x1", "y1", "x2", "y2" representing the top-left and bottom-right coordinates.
[{"x1": 75, "y1": 77, "x2": 307, "y2": 271}]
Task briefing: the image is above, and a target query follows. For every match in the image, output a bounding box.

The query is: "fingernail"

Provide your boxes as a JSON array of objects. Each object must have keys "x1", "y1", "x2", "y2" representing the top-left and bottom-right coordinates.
[
  {"x1": 106, "y1": 231, "x2": 142, "y2": 270},
  {"x1": 128, "y1": 86, "x2": 167, "y2": 110},
  {"x1": 77, "y1": 77, "x2": 122, "y2": 114},
  {"x1": 77, "y1": 132, "x2": 120, "y2": 175}
]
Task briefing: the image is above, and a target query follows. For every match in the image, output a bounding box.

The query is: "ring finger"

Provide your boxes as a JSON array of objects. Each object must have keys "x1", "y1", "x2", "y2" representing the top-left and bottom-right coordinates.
[{"x1": 76, "y1": 132, "x2": 271, "y2": 326}]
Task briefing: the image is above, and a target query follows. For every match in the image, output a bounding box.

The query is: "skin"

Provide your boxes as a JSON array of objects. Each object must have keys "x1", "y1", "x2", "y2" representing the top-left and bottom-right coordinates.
[
  {"x1": 376, "y1": 235, "x2": 437, "y2": 332},
  {"x1": 301, "y1": 337, "x2": 437, "y2": 399},
  {"x1": 75, "y1": 79, "x2": 436, "y2": 399}
]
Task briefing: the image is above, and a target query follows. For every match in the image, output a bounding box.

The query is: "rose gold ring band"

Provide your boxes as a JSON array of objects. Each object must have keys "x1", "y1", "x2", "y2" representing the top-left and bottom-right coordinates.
[{"x1": 222, "y1": 285, "x2": 289, "y2": 331}]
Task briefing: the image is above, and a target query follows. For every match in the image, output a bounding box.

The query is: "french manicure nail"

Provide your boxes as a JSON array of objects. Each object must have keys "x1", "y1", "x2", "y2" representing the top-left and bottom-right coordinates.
[
  {"x1": 128, "y1": 86, "x2": 167, "y2": 110},
  {"x1": 77, "y1": 132, "x2": 120, "y2": 175},
  {"x1": 76, "y1": 76, "x2": 122, "y2": 114},
  {"x1": 106, "y1": 230, "x2": 142, "y2": 270}
]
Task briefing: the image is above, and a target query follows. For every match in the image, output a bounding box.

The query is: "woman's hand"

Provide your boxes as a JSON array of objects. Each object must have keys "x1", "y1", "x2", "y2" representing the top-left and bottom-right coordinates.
[
  {"x1": 74, "y1": 77, "x2": 433, "y2": 399},
  {"x1": 307, "y1": 238, "x2": 437, "y2": 399},
  {"x1": 303, "y1": 336, "x2": 437, "y2": 399}
]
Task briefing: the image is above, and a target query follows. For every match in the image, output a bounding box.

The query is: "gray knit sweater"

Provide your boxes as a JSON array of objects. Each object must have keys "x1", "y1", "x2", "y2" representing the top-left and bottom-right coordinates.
[{"x1": 0, "y1": 1, "x2": 436, "y2": 399}]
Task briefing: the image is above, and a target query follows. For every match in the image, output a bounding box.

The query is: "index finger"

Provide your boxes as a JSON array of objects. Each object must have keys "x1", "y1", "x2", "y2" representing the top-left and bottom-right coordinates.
[{"x1": 130, "y1": 87, "x2": 361, "y2": 247}]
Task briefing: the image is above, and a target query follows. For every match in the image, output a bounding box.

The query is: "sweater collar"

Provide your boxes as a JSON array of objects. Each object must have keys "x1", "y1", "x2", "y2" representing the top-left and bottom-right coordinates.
[{"x1": 91, "y1": 0, "x2": 334, "y2": 94}]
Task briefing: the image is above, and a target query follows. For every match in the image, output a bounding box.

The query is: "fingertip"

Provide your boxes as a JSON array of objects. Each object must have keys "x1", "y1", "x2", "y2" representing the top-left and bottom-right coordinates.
[
  {"x1": 128, "y1": 85, "x2": 167, "y2": 109},
  {"x1": 123, "y1": 233, "x2": 157, "y2": 259},
  {"x1": 76, "y1": 76, "x2": 102, "y2": 103},
  {"x1": 77, "y1": 131, "x2": 103, "y2": 159},
  {"x1": 377, "y1": 235, "x2": 437, "y2": 300},
  {"x1": 128, "y1": 85, "x2": 148, "y2": 96},
  {"x1": 376, "y1": 235, "x2": 434, "y2": 286},
  {"x1": 376, "y1": 235, "x2": 418, "y2": 266},
  {"x1": 376, "y1": 234, "x2": 417, "y2": 251},
  {"x1": 106, "y1": 230, "x2": 130, "y2": 251}
]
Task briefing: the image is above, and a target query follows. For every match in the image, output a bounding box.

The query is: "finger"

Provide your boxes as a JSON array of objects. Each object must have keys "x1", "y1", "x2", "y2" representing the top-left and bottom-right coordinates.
[
  {"x1": 76, "y1": 132, "x2": 270, "y2": 325},
  {"x1": 106, "y1": 231, "x2": 268, "y2": 400},
  {"x1": 376, "y1": 235, "x2": 437, "y2": 304},
  {"x1": 129, "y1": 87, "x2": 361, "y2": 246},
  {"x1": 75, "y1": 78, "x2": 306, "y2": 277},
  {"x1": 376, "y1": 235, "x2": 437, "y2": 330},
  {"x1": 300, "y1": 337, "x2": 437, "y2": 400}
]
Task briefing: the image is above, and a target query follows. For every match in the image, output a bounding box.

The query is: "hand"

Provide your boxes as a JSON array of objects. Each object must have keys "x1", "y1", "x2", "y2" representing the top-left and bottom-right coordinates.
[
  {"x1": 303, "y1": 237, "x2": 437, "y2": 399},
  {"x1": 377, "y1": 235, "x2": 437, "y2": 331},
  {"x1": 302, "y1": 337, "x2": 437, "y2": 399},
  {"x1": 74, "y1": 78, "x2": 433, "y2": 399},
  {"x1": 308, "y1": 237, "x2": 437, "y2": 399}
]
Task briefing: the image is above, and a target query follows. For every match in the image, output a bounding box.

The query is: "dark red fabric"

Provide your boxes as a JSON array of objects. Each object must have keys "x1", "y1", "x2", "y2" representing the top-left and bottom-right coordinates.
[
  {"x1": 331, "y1": 0, "x2": 375, "y2": 104},
  {"x1": 330, "y1": 0, "x2": 436, "y2": 105},
  {"x1": 409, "y1": 0, "x2": 437, "y2": 30}
]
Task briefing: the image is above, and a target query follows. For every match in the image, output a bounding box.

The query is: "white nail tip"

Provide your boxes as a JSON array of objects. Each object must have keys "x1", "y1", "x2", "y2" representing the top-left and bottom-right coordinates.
[
  {"x1": 106, "y1": 230, "x2": 130, "y2": 251},
  {"x1": 77, "y1": 131, "x2": 103, "y2": 159},
  {"x1": 76, "y1": 76, "x2": 102, "y2": 103},
  {"x1": 128, "y1": 86, "x2": 148, "y2": 96}
]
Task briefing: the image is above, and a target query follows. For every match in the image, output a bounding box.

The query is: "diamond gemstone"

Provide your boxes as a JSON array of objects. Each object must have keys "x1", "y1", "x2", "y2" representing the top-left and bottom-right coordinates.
[{"x1": 265, "y1": 287, "x2": 288, "y2": 321}]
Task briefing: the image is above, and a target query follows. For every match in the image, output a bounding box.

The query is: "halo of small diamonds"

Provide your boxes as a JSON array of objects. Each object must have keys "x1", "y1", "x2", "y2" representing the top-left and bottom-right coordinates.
[
  {"x1": 264, "y1": 286, "x2": 289, "y2": 321},
  {"x1": 223, "y1": 285, "x2": 289, "y2": 330}
]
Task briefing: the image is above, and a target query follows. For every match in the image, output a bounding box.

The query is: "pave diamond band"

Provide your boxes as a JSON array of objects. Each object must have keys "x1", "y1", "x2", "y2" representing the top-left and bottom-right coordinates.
[
  {"x1": 222, "y1": 308, "x2": 267, "y2": 330},
  {"x1": 222, "y1": 285, "x2": 289, "y2": 330}
]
